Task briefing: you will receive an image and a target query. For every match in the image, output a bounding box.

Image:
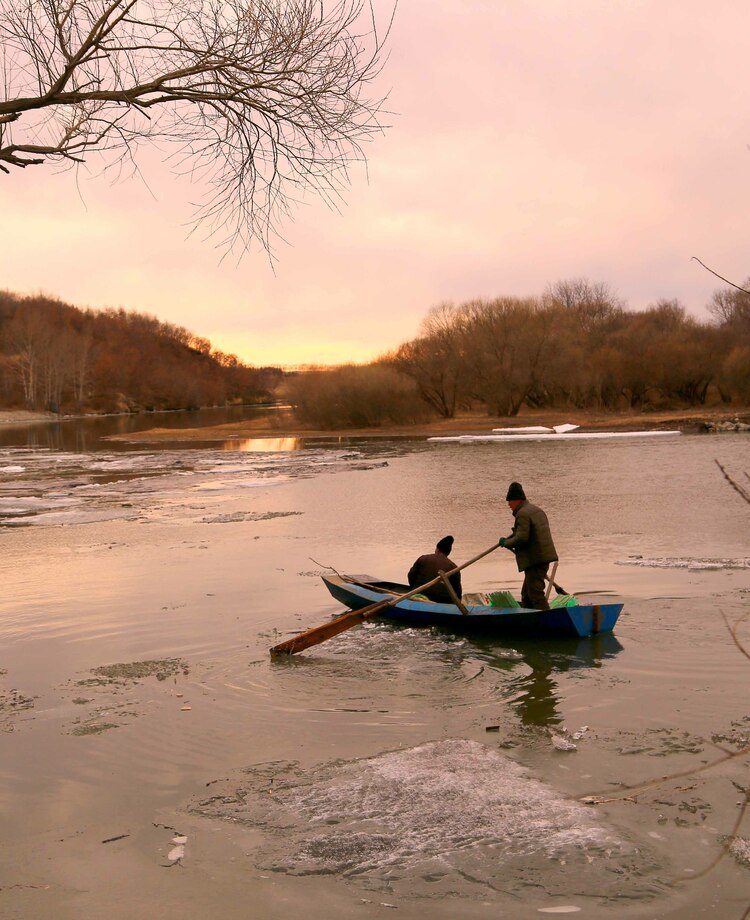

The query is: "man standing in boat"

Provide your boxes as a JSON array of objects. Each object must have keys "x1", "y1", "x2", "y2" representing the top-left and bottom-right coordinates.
[
  {"x1": 408, "y1": 535, "x2": 462, "y2": 604},
  {"x1": 499, "y1": 482, "x2": 558, "y2": 610}
]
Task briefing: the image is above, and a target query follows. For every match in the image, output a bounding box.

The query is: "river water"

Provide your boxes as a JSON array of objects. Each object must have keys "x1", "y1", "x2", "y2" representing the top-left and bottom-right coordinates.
[{"x1": 0, "y1": 415, "x2": 748, "y2": 919}]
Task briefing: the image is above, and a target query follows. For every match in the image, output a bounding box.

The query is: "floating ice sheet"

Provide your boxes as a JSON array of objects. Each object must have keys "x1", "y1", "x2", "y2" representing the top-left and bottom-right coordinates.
[
  {"x1": 0, "y1": 446, "x2": 389, "y2": 529},
  {"x1": 430, "y1": 430, "x2": 681, "y2": 443},
  {"x1": 192, "y1": 739, "x2": 659, "y2": 899},
  {"x1": 617, "y1": 556, "x2": 750, "y2": 570}
]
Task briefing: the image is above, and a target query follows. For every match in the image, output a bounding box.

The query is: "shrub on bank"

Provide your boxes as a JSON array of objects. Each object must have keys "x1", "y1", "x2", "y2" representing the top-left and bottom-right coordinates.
[
  {"x1": 720, "y1": 346, "x2": 750, "y2": 403},
  {"x1": 285, "y1": 364, "x2": 432, "y2": 429}
]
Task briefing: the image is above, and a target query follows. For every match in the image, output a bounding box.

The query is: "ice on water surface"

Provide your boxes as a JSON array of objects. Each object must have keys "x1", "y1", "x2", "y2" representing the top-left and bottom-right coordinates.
[
  {"x1": 194, "y1": 739, "x2": 659, "y2": 900},
  {"x1": 0, "y1": 445, "x2": 387, "y2": 528},
  {"x1": 618, "y1": 556, "x2": 750, "y2": 570},
  {"x1": 285, "y1": 740, "x2": 616, "y2": 869}
]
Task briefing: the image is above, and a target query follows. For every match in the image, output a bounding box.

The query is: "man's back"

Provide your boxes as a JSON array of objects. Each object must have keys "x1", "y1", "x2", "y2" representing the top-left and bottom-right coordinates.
[{"x1": 408, "y1": 550, "x2": 462, "y2": 603}]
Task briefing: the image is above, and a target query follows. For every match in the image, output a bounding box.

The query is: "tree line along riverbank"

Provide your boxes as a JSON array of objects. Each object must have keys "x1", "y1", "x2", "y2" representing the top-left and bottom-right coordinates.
[
  {"x1": 2, "y1": 275, "x2": 749, "y2": 430},
  {"x1": 0, "y1": 290, "x2": 281, "y2": 415}
]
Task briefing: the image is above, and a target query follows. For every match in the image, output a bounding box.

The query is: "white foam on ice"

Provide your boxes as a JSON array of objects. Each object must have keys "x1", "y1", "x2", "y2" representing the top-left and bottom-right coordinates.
[
  {"x1": 617, "y1": 557, "x2": 750, "y2": 570},
  {"x1": 283, "y1": 739, "x2": 619, "y2": 875},
  {"x1": 730, "y1": 836, "x2": 750, "y2": 867},
  {"x1": 492, "y1": 426, "x2": 554, "y2": 434}
]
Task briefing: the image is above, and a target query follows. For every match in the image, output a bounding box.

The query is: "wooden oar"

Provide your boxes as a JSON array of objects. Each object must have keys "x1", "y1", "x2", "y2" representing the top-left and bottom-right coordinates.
[
  {"x1": 545, "y1": 572, "x2": 569, "y2": 596},
  {"x1": 269, "y1": 542, "x2": 502, "y2": 656}
]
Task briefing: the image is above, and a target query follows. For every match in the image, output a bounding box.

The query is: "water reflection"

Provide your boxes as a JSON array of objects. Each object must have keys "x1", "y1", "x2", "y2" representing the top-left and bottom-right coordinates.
[
  {"x1": 0, "y1": 406, "x2": 274, "y2": 452},
  {"x1": 222, "y1": 437, "x2": 302, "y2": 452},
  {"x1": 474, "y1": 634, "x2": 624, "y2": 728}
]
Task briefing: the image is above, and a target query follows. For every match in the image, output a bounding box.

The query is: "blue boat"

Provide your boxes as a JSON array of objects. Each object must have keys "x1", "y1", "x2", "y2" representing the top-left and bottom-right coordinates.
[{"x1": 322, "y1": 574, "x2": 622, "y2": 638}]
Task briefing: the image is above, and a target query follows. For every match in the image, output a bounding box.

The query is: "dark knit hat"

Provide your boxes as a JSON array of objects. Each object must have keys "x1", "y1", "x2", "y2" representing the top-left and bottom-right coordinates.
[
  {"x1": 436, "y1": 535, "x2": 454, "y2": 554},
  {"x1": 505, "y1": 481, "x2": 526, "y2": 501}
]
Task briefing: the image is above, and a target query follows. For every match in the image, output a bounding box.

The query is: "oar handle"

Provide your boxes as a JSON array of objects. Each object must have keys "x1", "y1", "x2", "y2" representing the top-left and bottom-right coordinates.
[{"x1": 270, "y1": 541, "x2": 502, "y2": 656}]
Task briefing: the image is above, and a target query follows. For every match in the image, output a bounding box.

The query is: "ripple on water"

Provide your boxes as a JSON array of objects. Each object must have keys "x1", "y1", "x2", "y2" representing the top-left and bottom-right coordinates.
[{"x1": 246, "y1": 622, "x2": 502, "y2": 718}]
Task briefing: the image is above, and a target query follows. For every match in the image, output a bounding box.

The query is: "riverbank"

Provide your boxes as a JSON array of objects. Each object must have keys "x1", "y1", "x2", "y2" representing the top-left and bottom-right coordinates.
[
  {"x1": 0, "y1": 409, "x2": 57, "y2": 426},
  {"x1": 2, "y1": 405, "x2": 749, "y2": 440},
  {"x1": 107, "y1": 405, "x2": 750, "y2": 442}
]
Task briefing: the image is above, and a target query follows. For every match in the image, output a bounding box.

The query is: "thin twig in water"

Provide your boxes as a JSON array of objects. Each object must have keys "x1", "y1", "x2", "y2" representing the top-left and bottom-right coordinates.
[
  {"x1": 721, "y1": 610, "x2": 750, "y2": 664},
  {"x1": 691, "y1": 258, "x2": 750, "y2": 295},
  {"x1": 309, "y1": 557, "x2": 347, "y2": 579},
  {"x1": 580, "y1": 742, "x2": 750, "y2": 804},
  {"x1": 715, "y1": 460, "x2": 750, "y2": 505},
  {"x1": 685, "y1": 787, "x2": 750, "y2": 882}
]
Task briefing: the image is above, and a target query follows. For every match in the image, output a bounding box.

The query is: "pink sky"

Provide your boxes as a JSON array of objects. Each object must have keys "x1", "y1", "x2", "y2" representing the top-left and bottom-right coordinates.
[{"x1": 3, "y1": 0, "x2": 750, "y2": 366}]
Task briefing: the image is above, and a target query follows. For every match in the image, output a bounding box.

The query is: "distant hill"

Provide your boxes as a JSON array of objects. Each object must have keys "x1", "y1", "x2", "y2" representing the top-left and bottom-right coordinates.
[{"x1": 0, "y1": 290, "x2": 282, "y2": 414}]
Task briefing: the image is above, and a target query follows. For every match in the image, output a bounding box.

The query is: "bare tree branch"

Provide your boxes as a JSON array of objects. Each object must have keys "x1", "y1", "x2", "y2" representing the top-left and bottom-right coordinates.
[
  {"x1": 579, "y1": 742, "x2": 750, "y2": 805},
  {"x1": 715, "y1": 459, "x2": 750, "y2": 505},
  {"x1": 0, "y1": 0, "x2": 394, "y2": 256},
  {"x1": 685, "y1": 786, "x2": 750, "y2": 882},
  {"x1": 691, "y1": 257, "x2": 750, "y2": 296}
]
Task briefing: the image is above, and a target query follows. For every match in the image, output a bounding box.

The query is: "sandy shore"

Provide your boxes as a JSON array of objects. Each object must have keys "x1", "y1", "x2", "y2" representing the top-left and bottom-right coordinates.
[
  {"x1": 0, "y1": 409, "x2": 58, "y2": 426},
  {"x1": 106, "y1": 405, "x2": 750, "y2": 442}
]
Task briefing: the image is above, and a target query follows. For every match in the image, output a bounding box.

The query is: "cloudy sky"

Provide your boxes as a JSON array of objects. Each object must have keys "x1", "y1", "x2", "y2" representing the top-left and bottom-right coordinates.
[{"x1": 3, "y1": 0, "x2": 750, "y2": 366}]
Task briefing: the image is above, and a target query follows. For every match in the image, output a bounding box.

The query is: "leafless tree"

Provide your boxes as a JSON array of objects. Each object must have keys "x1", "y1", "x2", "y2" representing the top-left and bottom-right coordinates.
[
  {"x1": 0, "y1": 0, "x2": 393, "y2": 254},
  {"x1": 707, "y1": 277, "x2": 750, "y2": 332},
  {"x1": 462, "y1": 297, "x2": 553, "y2": 417},
  {"x1": 544, "y1": 277, "x2": 624, "y2": 341}
]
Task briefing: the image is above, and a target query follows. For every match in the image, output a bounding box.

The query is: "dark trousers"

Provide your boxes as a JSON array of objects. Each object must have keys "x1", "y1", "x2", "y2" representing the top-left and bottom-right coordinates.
[{"x1": 522, "y1": 563, "x2": 550, "y2": 610}]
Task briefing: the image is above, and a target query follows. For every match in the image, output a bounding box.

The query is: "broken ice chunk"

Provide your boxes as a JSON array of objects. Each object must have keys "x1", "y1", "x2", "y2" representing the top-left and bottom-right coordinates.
[{"x1": 551, "y1": 735, "x2": 577, "y2": 752}]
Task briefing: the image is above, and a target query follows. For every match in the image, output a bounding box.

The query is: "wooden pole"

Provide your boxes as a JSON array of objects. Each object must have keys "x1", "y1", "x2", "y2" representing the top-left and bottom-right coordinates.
[
  {"x1": 544, "y1": 561, "x2": 558, "y2": 602},
  {"x1": 439, "y1": 571, "x2": 469, "y2": 614},
  {"x1": 269, "y1": 542, "x2": 501, "y2": 656}
]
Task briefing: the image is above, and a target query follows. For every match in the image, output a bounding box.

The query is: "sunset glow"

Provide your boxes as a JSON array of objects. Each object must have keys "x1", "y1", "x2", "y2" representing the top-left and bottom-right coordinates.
[{"x1": 3, "y1": 1, "x2": 750, "y2": 367}]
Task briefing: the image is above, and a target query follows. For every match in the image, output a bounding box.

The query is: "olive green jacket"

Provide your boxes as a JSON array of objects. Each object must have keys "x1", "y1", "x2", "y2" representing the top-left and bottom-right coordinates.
[{"x1": 503, "y1": 500, "x2": 558, "y2": 572}]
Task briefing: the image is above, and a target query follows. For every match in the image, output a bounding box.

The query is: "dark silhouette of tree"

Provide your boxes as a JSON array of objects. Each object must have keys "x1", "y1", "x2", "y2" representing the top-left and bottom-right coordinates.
[{"x1": 0, "y1": 0, "x2": 392, "y2": 254}]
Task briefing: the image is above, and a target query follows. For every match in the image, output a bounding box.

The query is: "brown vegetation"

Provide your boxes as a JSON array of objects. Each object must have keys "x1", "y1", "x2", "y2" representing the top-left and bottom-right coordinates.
[
  {"x1": 0, "y1": 290, "x2": 280, "y2": 414},
  {"x1": 269, "y1": 276, "x2": 750, "y2": 431},
  {"x1": 282, "y1": 364, "x2": 431, "y2": 429},
  {"x1": 385, "y1": 278, "x2": 750, "y2": 419}
]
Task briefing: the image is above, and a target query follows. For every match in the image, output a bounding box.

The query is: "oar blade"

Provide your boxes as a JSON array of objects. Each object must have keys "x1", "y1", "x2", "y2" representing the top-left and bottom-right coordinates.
[{"x1": 270, "y1": 608, "x2": 371, "y2": 656}]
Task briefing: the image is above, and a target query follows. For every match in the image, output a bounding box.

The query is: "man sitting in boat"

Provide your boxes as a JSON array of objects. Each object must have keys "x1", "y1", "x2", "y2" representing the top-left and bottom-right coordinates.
[
  {"x1": 407, "y1": 535, "x2": 462, "y2": 604},
  {"x1": 498, "y1": 482, "x2": 558, "y2": 611}
]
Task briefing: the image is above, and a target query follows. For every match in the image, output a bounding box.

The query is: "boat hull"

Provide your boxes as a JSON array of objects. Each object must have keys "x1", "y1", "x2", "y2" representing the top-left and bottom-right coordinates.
[{"x1": 322, "y1": 576, "x2": 622, "y2": 638}]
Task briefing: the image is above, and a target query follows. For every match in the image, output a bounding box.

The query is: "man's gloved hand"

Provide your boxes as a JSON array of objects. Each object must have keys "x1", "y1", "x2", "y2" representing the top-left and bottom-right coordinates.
[{"x1": 498, "y1": 537, "x2": 506, "y2": 547}]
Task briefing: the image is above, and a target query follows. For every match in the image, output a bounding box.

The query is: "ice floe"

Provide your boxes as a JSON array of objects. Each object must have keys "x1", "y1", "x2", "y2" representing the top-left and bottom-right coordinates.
[
  {"x1": 195, "y1": 740, "x2": 634, "y2": 883},
  {"x1": 617, "y1": 556, "x2": 750, "y2": 571},
  {"x1": 0, "y1": 444, "x2": 392, "y2": 529},
  {"x1": 430, "y1": 430, "x2": 681, "y2": 443}
]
